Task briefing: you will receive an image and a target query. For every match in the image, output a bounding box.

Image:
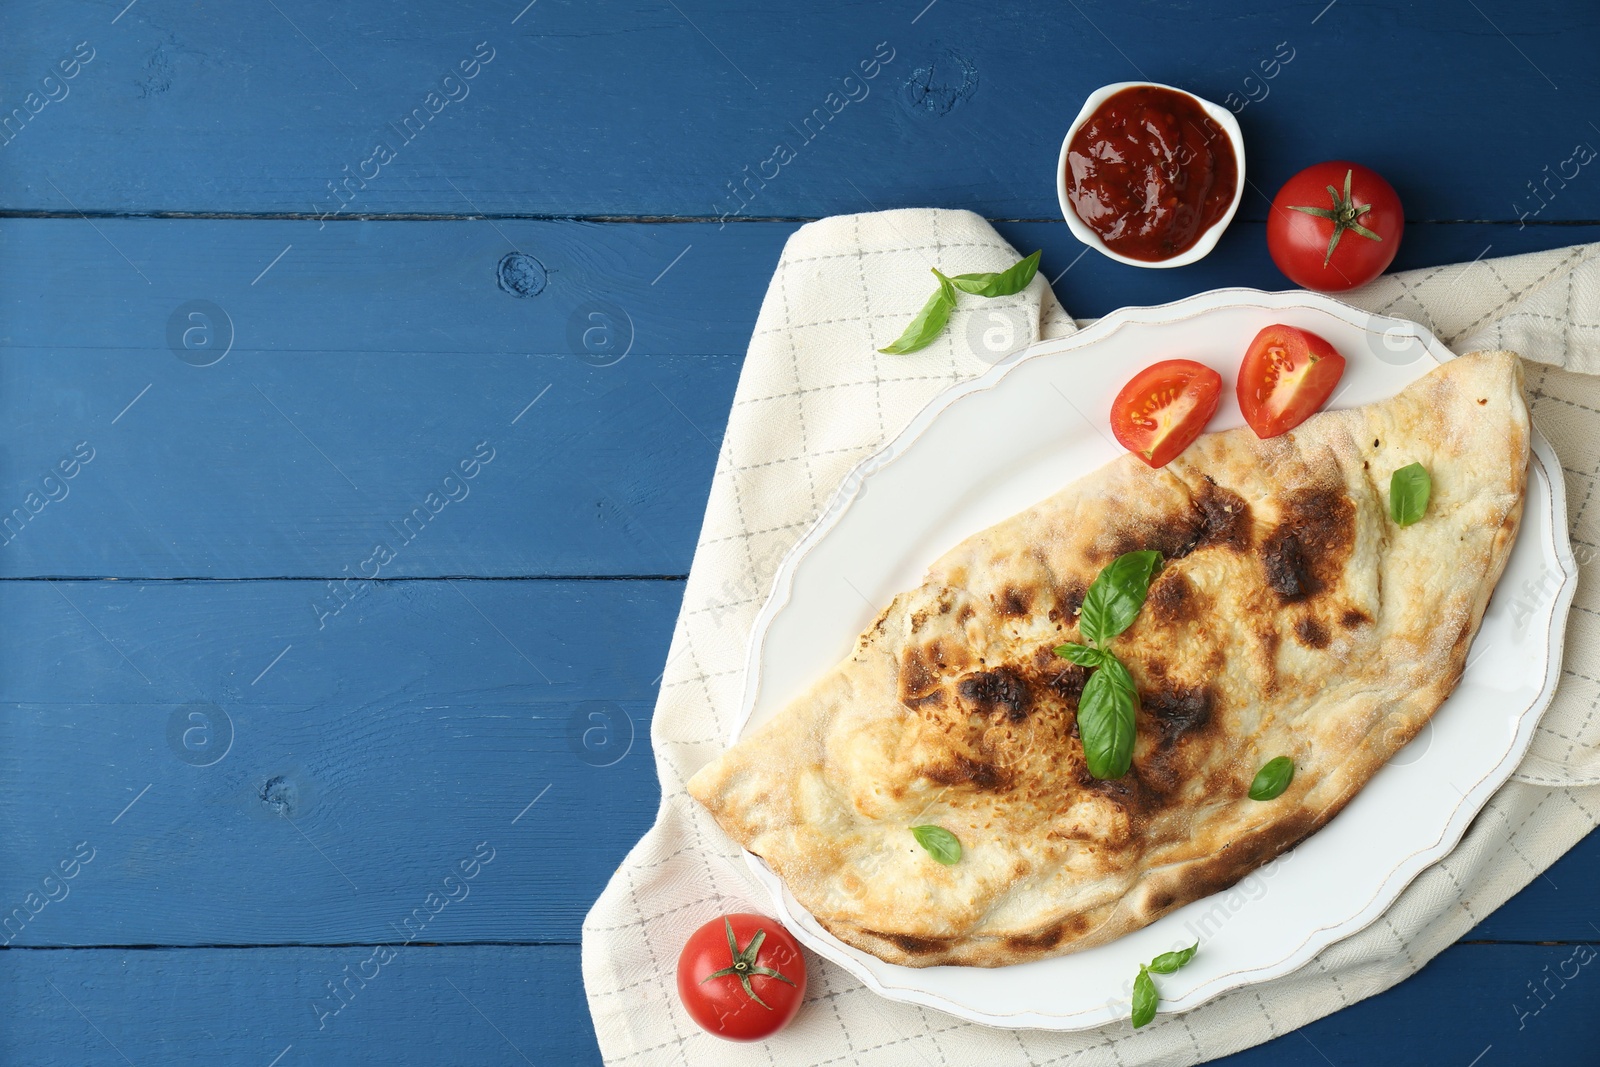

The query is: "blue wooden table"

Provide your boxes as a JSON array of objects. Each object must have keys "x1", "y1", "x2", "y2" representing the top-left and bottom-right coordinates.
[{"x1": 0, "y1": 1, "x2": 1596, "y2": 1063}]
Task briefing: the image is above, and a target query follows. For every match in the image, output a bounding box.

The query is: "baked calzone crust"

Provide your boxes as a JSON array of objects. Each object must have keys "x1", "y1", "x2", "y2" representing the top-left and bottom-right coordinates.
[{"x1": 690, "y1": 351, "x2": 1529, "y2": 967}]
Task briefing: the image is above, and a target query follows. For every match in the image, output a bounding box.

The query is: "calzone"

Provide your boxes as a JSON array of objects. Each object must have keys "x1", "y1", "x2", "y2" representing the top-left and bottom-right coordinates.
[{"x1": 689, "y1": 350, "x2": 1529, "y2": 967}]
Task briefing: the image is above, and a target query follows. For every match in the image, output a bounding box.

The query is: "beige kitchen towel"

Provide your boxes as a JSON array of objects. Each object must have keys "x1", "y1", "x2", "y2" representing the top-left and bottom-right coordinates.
[{"x1": 582, "y1": 208, "x2": 1600, "y2": 1065}]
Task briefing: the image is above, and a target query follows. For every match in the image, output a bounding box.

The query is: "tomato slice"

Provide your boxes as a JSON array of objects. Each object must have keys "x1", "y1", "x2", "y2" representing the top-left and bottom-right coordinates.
[
  {"x1": 1110, "y1": 359, "x2": 1223, "y2": 468},
  {"x1": 1237, "y1": 325, "x2": 1347, "y2": 438}
]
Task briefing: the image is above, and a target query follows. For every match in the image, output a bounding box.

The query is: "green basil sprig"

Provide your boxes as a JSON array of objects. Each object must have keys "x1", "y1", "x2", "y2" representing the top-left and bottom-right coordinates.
[
  {"x1": 878, "y1": 274, "x2": 957, "y2": 355},
  {"x1": 1054, "y1": 643, "x2": 1109, "y2": 668},
  {"x1": 1248, "y1": 756, "x2": 1294, "y2": 801},
  {"x1": 878, "y1": 251, "x2": 1042, "y2": 355},
  {"x1": 1131, "y1": 942, "x2": 1200, "y2": 1028},
  {"x1": 1390, "y1": 462, "x2": 1431, "y2": 527},
  {"x1": 1075, "y1": 654, "x2": 1138, "y2": 780},
  {"x1": 1079, "y1": 550, "x2": 1162, "y2": 646},
  {"x1": 911, "y1": 824, "x2": 962, "y2": 865},
  {"x1": 1131, "y1": 967, "x2": 1159, "y2": 1029},
  {"x1": 1054, "y1": 550, "x2": 1163, "y2": 780},
  {"x1": 1148, "y1": 943, "x2": 1199, "y2": 974},
  {"x1": 937, "y1": 249, "x2": 1041, "y2": 297}
]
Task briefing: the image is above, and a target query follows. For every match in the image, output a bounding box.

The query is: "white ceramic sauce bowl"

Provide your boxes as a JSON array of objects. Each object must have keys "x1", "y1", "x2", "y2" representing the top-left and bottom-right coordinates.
[{"x1": 1056, "y1": 81, "x2": 1246, "y2": 269}]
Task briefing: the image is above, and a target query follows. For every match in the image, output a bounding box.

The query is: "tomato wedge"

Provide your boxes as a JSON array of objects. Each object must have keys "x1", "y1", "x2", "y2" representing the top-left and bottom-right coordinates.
[
  {"x1": 1237, "y1": 325, "x2": 1347, "y2": 438},
  {"x1": 1110, "y1": 359, "x2": 1223, "y2": 468}
]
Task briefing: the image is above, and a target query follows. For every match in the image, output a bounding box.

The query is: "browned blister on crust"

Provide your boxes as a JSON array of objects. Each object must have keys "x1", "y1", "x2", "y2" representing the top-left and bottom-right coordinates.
[{"x1": 688, "y1": 351, "x2": 1530, "y2": 967}]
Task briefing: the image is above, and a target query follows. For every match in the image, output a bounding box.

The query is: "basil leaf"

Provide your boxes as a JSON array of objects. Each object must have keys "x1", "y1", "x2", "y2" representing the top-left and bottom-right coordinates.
[
  {"x1": 911, "y1": 825, "x2": 962, "y2": 865},
  {"x1": 878, "y1": 274, "x2": 957, "y2": 355},
  {"x1": 1147, "y1": 942, "x2": 1199, "y2": 975},
  {"x1": 941, "y1": 250, "x2": 1042, "y2": 298},
  {"x1": 1131, "y1": 965, "x2": 1158, "y2": 1029},
  {"x1": 1390, "y1": 462, "x2": 1431, "y2": 527},
  {"x1": 1077, "y1": 654, "x2": 1137, "y2": 780},
  {"x1": 1248, "y1": 756, "x2": 1294, "y2": 801},
  {"x1": 1053, "y1": 642, "x2": 1108, "y2": 667},
  {"x1": 1079, "y1": 550, "x2": 1163, "y2": 647}
]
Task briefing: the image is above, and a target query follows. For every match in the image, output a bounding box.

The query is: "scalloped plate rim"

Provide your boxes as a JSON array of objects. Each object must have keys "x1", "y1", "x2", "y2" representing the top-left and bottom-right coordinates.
[{"x1": 727, "y1": 287, "x2": 1577, "y2": 1030}]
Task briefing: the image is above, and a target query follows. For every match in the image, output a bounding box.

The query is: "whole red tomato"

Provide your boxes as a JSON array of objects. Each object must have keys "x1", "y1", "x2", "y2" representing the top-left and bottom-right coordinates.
[
  {"x1": 1267, "y1": 161, "x2": 1403, "y2": 291},
  {"x1": 677, "y1": 913, "x2": 806, "y2": 1041}
]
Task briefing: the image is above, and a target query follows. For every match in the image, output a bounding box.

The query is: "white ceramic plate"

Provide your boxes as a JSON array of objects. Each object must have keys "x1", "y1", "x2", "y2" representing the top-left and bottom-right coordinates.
[{"x1": 732, "y1": 288, "x2": 1578, "y2": 1030}]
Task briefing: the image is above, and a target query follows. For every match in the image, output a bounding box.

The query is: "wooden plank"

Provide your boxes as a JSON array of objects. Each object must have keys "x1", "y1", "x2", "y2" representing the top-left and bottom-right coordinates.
[
  {"x1": 4, "y1": 218, "x2": 1597, "y2": 580},
  {"x1": 2, "y1": 0, "x2": 1592, "y2": 1060},
  {"x1": 2, "y1": 1, "x2": 1597, "y2": 222},
  {"x1": 0, "y1": 217, "x2": 765, "y2": 579},
  {"x1": 0, "y1": 575, "x2": 1594, "y2": 947},
  {"x1": 0, "y1": 578, "x2": 672, "y2": 947},
  {"x1": 2, "y1": 941, "x2": 1596, "y2": 1066},
  {"x1": 1223, "y1": 942, "x2": 1600, "y2": 1066},
  {"x1": 1, "y1": 945, "x2": 600, "y2": 1067}
]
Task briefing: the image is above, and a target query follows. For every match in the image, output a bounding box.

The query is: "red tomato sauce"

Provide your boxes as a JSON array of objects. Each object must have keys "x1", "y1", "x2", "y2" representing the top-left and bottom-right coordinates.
[{"x1": 1065, "y1": 86, "x2": 1238, "y2": 262}]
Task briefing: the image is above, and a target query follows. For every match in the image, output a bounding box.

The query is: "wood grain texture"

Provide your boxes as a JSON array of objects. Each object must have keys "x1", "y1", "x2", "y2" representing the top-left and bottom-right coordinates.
[
  {"x1": 2, "y1": 945, "x2": 597, "y2": 1066},
  {"x1": 0, "y1": 579, "x2": 669, "y2": 946},
  {"x1": 0, "y1": 1, "x2": 1597, "y2": 221},
  {"x1": 1, "y1": 942, "x2": 1595, "y2": 1066},
  {"x1": 2, "y1": 218, "x2": 1596, "y2": 580},
  {"x1": 0, "y1": 0, "x2": 1596, "y2": 1061},
  {"x1": 0, "y1": 218, "x2": 758, "y2": 579}
]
